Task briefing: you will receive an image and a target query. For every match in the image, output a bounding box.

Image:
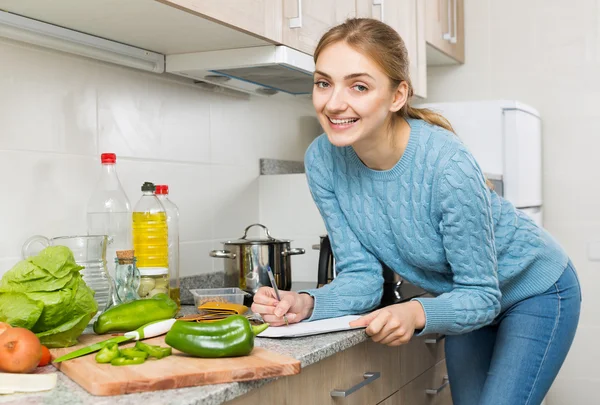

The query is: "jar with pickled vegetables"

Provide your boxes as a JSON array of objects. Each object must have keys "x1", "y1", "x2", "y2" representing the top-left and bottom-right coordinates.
[{"x1": 137, "y1": 269, "x2": 169, "y2": 299}]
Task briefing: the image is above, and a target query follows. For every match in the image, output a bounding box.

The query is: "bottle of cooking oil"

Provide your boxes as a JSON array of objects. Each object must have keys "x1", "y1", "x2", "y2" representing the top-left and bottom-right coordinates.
[
  {"x1": 155, "y1": 185, "x2": 180, "y2": 308},
  {"x1": 132, "y1": 182, "x2": 169, "y2": 299}
]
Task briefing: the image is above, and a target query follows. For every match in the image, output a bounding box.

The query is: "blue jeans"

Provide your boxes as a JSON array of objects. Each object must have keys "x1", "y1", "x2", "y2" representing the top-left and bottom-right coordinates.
[{"x1": 445, "y1": 262, "x2": 581, "y2": 405}]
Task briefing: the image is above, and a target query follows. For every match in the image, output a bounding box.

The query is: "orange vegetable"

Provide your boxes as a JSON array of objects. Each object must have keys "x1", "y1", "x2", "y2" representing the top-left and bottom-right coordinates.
[
  {"x1": 0, "y1": 322, "x2": 11, "y2": 335},
  {"x1": 38, "y1": 345, "x2": 51, "y2": 367},
  {"x1": 0, "y1": 328, "x2": 42, "y2": 373}
]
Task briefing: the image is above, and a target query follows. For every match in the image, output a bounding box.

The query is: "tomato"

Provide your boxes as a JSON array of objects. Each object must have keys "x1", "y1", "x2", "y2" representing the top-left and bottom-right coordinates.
[{"x1": 38, "y1": 345, "x2": 52, "y2": 367}]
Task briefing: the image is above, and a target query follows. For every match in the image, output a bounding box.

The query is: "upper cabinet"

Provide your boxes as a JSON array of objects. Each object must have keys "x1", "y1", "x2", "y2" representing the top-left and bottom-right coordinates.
[
  {"x1": 0, "y1": 0, "x2": 457, "y2": 97},
  {"x1": 425, "y1": 0, "x2": 465, "y2": 64},
  {"x1": 159, "y1": 0, "x2": 283, "y2": 44},
  {"x1": 282, "y1": 0, "x2": 356, "y2": 55},
  {"x1": 356, "y1": 0, "x2": 427, "y2": 99}
]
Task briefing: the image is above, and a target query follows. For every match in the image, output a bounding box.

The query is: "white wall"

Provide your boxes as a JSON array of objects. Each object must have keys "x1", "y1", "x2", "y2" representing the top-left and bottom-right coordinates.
[
  {"x1": 0, "y1": 37, "x2": 321, "y2": 279},
  {"x1": 424, "y1": 0, "x2": 600, "y2": 402}
]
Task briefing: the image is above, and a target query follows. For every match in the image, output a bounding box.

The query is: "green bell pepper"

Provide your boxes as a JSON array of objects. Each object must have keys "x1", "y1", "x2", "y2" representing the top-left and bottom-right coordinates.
[
  {"x1": 95, "y1": 343, "x2": 120, "y2": 364},
  {"x1": 165, "y1": 315, "x2": 269, "y2": 358},
  {"x1": 120, "y1": 348, "x2": 149, "y2": 360},
  {"x1": 110, "y1": 356, "x2": 146, "y2": 366},
  {"x1": 135, "y1": 341, "x2": 172, "y2": 359},
  {"x1": 93, "y1": 293, "x2": 178, "y2": 334}
]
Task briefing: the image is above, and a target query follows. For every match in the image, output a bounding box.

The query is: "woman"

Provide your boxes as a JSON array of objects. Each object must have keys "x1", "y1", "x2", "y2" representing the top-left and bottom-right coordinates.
[{"x1": 251, "y1": 18, "x2": 581, "y2": 405}]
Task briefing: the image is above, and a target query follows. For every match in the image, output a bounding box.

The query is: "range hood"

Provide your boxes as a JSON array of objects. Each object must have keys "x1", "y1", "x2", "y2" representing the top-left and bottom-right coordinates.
[{"x1": 166, "y1": 45, "x2": 315, "y2": 96}]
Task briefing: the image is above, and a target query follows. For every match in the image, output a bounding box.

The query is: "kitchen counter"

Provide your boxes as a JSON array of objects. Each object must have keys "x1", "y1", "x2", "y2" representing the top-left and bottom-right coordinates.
[{"x1": 0, "y1": 306, "x2": 370, "y2": 405}]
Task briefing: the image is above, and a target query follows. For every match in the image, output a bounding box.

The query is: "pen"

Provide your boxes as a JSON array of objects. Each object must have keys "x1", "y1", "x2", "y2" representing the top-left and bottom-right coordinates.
[{"x1": 265, "y1": 265, "x2": 289, "y2": 326}]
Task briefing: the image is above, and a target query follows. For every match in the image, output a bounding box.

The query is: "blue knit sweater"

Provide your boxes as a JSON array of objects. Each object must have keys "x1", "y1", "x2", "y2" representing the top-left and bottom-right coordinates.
[{"x1": 301, "y1": 118, "x2": 568, "y2": 335}]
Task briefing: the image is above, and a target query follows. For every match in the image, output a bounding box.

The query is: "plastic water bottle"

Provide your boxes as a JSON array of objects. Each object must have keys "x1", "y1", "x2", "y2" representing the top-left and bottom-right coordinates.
[
  {"x1": 155, "y1": 185, "x2": 180, "y2": 308},
  {"x1": 87, "y1": 153, "x2": 132, "y2": 279},
  {"x1": 132, "y1": 182, "x2": 169, "y2": 299}
]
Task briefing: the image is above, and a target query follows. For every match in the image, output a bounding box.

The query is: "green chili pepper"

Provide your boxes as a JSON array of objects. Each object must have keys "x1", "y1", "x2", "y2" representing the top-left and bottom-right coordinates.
[
  {"x1": 110, "y1": 356, "x2": 146, "y2": 366},
  {"x1": 95, "y1": 343, "x2": 120, "y2": 364},
  {"x1": 135, "y1": 341, "x2": 172, "y2": 359},
  {"x1": 165, "y1": 315, "x2": 269, "y2": 358},
  {"x1": 93, "y1": 293, "x2": 178, "y2": 334},
  {"x1": 120, "y1": 348, "x2": 149, "y2": 359}
]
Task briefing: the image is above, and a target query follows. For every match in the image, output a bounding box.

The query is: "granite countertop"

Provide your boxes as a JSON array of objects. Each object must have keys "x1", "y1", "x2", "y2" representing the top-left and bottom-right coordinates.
[{"x1": 0, "y1": 305, "x2": 369, "y2": 405}]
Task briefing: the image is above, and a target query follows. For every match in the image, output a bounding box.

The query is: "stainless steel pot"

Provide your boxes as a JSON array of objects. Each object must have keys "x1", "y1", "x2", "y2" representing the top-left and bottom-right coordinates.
[{"x1": 209, "y1": 223, "x2": 305, "y2": 294}]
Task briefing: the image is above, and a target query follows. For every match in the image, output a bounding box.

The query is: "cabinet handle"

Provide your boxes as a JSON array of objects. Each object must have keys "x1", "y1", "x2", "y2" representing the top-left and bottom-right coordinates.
[
  {"x1": 450, "y1": 0, "x2": 457, "y2": 43},
  {"x1": 442, "y1": 0, "x2": 452, "y2": 41},
  {"x1": 426, "y1": 376, "x2": 450, "y2": 395},
  {"x1": 373, "y1": 0, "x2": 384, "y2": 22},
  {"x1": 289, "y1": 0, "x2": 302, "y2": 28},
  {"x1": 330, "y1": 372, "x2": 381, "y2": 397},
  {"x1": 424, "y1": 334, "x2": 446, "y2": 345}
]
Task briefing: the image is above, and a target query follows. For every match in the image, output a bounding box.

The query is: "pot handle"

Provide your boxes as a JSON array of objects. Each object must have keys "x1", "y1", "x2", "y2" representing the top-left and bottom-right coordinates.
[
  {"x1": 209, "y1": 250, "x2": 237, "y2": 259},
  {"x1": 242, "y1": 223, "x2": 274, "y2": 240},
  {"x1": 281, "y1": 248, "x2": 306, "y2": 257}
]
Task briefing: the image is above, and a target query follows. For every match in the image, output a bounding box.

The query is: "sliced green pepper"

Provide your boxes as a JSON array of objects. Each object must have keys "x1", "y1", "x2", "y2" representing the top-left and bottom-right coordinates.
[
  {"x1": 165, "y1": 315, "x2": 269, "y2": 358},
  {"x1": 135, "y1": 341, "x2": 172, "y2": 359},
  {"x1": 95, "y1": 343, "x2": 120, "y2": 364},
  {"x1": 120, "y1": 348, "x2": 149, "y2": 359},
  {"x1": 110, "y1": 356, "x2": 146, "y2": 366},
  {"x1": 93, "y1": 293, "x2": 178, "y2": 334}
]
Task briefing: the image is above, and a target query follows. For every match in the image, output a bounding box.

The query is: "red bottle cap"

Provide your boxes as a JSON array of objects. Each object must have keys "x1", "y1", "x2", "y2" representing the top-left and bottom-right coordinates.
[
  {"x1": 155, "y1": 185, "x2": 169, "y2": 195},
  {"x1": 101, "y1": 153, "x2": 116, "y2": 164}
]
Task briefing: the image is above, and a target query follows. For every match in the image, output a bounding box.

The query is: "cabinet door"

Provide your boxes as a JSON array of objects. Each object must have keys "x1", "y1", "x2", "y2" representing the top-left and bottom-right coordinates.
[
  {"x1": 282, "y1": 0, "x2": 356, "y2": 55},
  {"x1": 159, "y1": 0, "x2": 283, "y2": 43},
  {"x1": 425, "y1": 0, "x2": 464, "y2": 64},
  {"x1": 377, "y1": 360, "x2": 452, "y2": 405},
  {"x1": 355, "y1": 0, "x2": 427, "y2": 98}
]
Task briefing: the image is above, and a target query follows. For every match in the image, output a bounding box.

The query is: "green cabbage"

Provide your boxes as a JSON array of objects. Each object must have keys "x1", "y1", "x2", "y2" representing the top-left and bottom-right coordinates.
[{"x1": 0, "y1": 246, "x2": 98, "y2": 347}]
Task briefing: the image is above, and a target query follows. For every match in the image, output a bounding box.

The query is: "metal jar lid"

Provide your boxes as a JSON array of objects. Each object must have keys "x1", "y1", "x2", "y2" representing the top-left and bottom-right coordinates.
[{"x1": 222, "y1": 223, "x2": 291, "y2": 245}]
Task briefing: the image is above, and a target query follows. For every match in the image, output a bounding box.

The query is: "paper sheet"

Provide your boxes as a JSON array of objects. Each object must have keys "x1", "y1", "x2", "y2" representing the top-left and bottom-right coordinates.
[{"x1": 256, "y1": 315, "x2": 364, "y2": 338}]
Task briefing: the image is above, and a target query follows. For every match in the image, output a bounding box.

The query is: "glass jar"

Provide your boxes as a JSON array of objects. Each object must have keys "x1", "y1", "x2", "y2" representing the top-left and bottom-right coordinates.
[{"x1": 137, "y1": 270, "x2": 169, "y2": 299}]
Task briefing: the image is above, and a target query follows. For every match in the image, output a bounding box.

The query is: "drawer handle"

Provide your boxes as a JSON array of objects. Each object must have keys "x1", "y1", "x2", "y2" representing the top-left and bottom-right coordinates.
[
  {"x1": 289, "y1": 0, "x2": 302, "y2": 28},
  {"x1": 424, "y1": 334, "x2": 446, "y2": 345},
  {"x1": 426, "y1": 376, "x2": 449, "y2": 395},
  {"x1": 330, "y1": 371, "x2": 381, "y2": 397}
]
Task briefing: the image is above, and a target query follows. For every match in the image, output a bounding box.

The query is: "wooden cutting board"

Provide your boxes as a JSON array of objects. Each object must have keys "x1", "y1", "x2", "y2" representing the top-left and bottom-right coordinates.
[{"x1": 50, "y1": 333, "x2": 300, "y2": 396}]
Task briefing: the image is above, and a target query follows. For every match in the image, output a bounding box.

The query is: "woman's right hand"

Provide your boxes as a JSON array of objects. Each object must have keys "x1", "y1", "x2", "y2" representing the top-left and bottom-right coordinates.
[{"x1": 251, "y1": 287, "x2": 315, "y2": 326}]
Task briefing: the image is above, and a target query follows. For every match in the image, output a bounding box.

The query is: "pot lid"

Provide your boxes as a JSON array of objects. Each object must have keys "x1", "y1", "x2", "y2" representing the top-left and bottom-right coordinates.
[{"x1": 223, "y1": 223, "x2": 291, "y2": 245}]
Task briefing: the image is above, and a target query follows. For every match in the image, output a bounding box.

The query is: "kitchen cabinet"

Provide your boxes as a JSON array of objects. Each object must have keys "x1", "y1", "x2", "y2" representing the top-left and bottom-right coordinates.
[
  {"x1": 425, "y1": 0, "x2": 465, "y2": 65},
  {"x1": 225, "y1": 333, "x2": 449, "y2": 405},
  {"x1": 282, "y1": 0, "x2": 356, "y2": 55},
  {"x1": 356, "y1": 0, "x2": 427, "y2": 98},
  {"x1": 159, "y1": 0, "x2": 283, "y2": 43},
  {"x1": 378, "y1": 360, "x2": 451, "y2": 405}
]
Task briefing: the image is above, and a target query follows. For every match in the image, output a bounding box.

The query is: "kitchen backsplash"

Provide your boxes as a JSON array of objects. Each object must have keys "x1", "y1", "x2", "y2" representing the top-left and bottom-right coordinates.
[{"x1": 0, "y1": 37, "x2": 323, "y2": 280}]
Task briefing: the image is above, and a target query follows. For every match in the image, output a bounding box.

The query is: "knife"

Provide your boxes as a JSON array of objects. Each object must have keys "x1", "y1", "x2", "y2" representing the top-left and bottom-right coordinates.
[
  {"x1": 53, "y1": 318, "x2": 176, "y2": 363},
  {"x1": 265, "y1": 265, "x2": 288, "y2": 326}
]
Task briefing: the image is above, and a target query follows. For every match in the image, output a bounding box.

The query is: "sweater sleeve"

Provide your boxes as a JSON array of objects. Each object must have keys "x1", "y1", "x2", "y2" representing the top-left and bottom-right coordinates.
[
  {"x1": 412, "y1": 148, "x2": 502, "y2": 335},
  {"x1": 299, "y1": 137, "x2": 384, "y2": 321}
]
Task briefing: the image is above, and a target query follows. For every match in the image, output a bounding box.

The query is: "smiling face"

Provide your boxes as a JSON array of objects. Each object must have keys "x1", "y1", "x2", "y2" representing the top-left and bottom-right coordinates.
[{"x1": 312, "y1": 41, "x2": 405, "y2": 148}]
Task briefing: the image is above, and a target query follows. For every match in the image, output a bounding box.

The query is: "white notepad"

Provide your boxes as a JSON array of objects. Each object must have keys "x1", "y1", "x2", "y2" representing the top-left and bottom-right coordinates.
[{"x1": 256, "y1": 315, "x2": 364, "y2": 338}]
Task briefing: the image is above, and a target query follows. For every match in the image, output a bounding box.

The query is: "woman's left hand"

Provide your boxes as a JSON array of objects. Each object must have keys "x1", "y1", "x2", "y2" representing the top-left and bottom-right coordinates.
[{"x1": 349, "y1": 301, "x2": 426, "y2": 346}]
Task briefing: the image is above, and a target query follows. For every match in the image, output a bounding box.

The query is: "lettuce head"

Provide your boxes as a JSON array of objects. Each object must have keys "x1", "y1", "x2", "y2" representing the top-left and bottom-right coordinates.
[{"x1": 0, "y1": 246, "x2": 98, "y2": 347}]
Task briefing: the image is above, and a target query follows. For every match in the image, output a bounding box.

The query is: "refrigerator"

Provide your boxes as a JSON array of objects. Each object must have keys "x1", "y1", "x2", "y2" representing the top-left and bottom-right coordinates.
[{"x1": 417, "y1": 100, "x2": 544, "y2": 227}]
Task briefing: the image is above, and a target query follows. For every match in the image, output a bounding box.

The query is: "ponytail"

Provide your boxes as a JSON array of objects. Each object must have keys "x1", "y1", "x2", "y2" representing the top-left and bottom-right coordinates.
[{"x1": 403, "y1": 104, "x2": 495, "y2": 190}]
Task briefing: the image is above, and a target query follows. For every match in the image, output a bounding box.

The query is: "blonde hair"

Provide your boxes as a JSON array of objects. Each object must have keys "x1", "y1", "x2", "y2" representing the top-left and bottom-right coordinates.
[{"x1": 314, "y1": 18, "x2": 494, "y2": 189}]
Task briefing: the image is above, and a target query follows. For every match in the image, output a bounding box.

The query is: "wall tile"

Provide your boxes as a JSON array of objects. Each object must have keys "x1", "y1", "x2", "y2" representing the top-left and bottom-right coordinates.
[
  {"x1": 179, "y1": 240, "x2": 215, "y2": 278},
  {"x1": 210, "y1": 94, "x2": 320, "y2": 166},
  {"x1": 210, "y1": 164, "x2": 260, "y2": 240},
  {"x1": 0, "y1": 39, "x2": 97, "y2": 155},
  {"x1": 97, "y1": 68, "x2": 211, "y2": 163},
  {"x1": 0, "y1": 150, "x2": 96, "y2": 257}
]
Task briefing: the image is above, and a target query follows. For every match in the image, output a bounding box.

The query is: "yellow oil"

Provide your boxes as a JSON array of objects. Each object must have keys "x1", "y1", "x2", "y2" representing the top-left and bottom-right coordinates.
[
  {"x1": 132, "y1": 211, "x2": 168, "y2": 268},
  {"x1": 169, "y1": 287, "x2": 181, "y2": 309}
]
